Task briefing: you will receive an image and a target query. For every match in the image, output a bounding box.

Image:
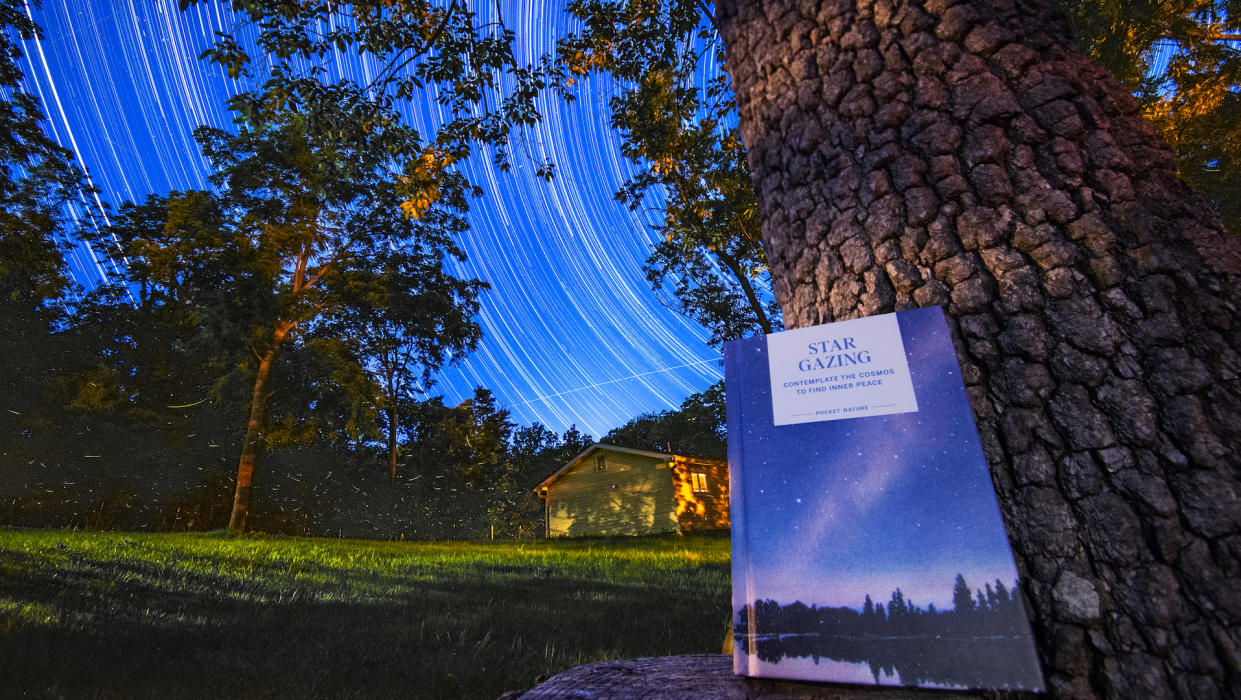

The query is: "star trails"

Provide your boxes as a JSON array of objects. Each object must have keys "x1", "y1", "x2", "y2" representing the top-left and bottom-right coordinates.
[{"x1": 22, "y1": 0, "x2": 732, "y2": 437}]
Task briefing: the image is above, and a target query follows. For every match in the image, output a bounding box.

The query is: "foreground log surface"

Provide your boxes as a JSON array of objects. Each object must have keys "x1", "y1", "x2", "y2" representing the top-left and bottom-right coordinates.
[{"x1": 508, "y1": 655, "x2": 1000, "y2": 699}]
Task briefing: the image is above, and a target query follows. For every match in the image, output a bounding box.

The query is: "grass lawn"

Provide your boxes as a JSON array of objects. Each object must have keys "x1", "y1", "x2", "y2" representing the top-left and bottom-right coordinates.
[{"x1": 0, "y1": 529, "x2": 731, "y2": 699}]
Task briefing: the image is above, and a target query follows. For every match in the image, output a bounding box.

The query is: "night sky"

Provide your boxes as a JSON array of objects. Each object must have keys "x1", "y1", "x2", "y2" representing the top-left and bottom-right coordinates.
[
  {"x1": 728, "y1": 308, "x2": 1021, "y2": 611},
  {"x1": 15, "y1": 1, "x2": 734, "y2": 438}
]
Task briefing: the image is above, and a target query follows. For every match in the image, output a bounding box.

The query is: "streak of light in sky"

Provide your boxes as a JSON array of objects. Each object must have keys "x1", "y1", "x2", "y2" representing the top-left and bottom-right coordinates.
[{"x1": 16, "y1": 0, "x2": 727, "y2": 437}]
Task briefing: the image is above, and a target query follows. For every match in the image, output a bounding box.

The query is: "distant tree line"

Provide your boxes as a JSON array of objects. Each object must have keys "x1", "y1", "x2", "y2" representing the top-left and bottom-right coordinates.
[
  {"x1": 734, "y1": 574, "x2": 1042, "y2": 689},
  {"x1": 602, "y1": 381, "x2": 726, "y2": 459},
  {"x1": 2, "y1": 278, "x2": 724, "y2": 539},
  {"x1": 735, "y1": 574, "x2": 1032, "y2": 643},
  {"x1": 2, "y1": 326, "x2": 598, "y2": 539}
]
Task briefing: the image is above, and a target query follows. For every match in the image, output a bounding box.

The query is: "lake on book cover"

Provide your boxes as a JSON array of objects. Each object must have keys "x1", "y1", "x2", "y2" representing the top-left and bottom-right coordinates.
[
  {"x1": 733, "y1": 583, "x2": 1043, "y2": 689},
  {"x1": 735, "y1": 624, "x2": 1043, "y2": 689}
]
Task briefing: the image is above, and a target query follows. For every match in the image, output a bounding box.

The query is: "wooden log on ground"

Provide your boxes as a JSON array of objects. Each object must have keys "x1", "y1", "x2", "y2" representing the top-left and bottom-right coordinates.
[{"x1": 505, "y1": 654, "x2": 996, "y2": 699}]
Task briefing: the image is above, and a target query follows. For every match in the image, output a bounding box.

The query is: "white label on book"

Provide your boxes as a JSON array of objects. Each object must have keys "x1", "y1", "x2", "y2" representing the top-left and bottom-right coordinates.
[{"x1": 766, "y1": 313, "x2": 918, "y2": 425}]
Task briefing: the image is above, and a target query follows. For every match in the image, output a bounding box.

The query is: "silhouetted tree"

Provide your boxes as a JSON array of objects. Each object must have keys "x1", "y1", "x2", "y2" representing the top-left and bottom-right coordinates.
[
  {"x1": 0, "y1": 0, "x2": 89, "y2": 463},
  {"x1": 320, "y1": 205, "x2": 485, "y2": 480},
  {"x1": 994, "y1": 579, "x2": 1012, "y2": 607},
  {"x1": 603, "y1": 381, "x2": 726, "y2": 458},
  {"x1": 889, "y1": 588, "x2": 907, "y2": 623},
  {"x1": 952, "y1": 574, "x2": 975, "y2": 615},
  {"x1": 193, "y1": 85, "x2": 486, "y2": 532},
  {"x1": 510, "y1": 422, "x2": 594, "y2": 490}
]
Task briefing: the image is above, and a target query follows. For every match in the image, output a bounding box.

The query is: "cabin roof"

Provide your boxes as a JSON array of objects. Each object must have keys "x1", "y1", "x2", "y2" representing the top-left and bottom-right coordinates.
[{"x1": 534, "y1": 442, "x2": 673, "y2": 494}]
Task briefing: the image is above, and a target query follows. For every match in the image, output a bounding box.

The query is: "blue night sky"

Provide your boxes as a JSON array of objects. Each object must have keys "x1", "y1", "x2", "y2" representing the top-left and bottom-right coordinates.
[
  {"x1": 15, "y1": 1, "x2": 732, "y2": 438},
  {"x1": 728, "y1": 308, "x2": 1021, "y2": 611}
]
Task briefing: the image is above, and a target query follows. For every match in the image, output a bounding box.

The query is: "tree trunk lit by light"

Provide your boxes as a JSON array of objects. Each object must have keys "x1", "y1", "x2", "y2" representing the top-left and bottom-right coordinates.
[{"x1": 228, "y1": 323, "x2": 290, "y2": 533}]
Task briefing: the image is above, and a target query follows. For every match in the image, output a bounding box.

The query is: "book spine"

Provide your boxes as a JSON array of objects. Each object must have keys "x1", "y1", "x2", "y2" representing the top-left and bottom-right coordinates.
[{"x1": 724, "y1": 339, "x2": 755, "y2": 675}]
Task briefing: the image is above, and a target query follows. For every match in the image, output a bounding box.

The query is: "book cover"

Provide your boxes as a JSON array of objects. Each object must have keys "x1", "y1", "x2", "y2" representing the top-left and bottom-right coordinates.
[{"x1": 725, "y1": 306, "x2": 1044, "y2": 690}]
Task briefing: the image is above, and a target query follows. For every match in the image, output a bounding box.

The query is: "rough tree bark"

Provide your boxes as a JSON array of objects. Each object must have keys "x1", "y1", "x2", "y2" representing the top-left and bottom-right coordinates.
[{"x1": 714, "y1": 0, "x2": 1241, "y2": 697}]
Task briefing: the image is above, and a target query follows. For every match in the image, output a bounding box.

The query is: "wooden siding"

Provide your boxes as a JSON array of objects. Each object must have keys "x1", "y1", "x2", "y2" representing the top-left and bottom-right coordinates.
[
  {"x1": 545, "y1": 450, "x2": 678, "y2": 537},
  {"x1": 669, "y1": 457, "x2": 731, "y2": 532}
]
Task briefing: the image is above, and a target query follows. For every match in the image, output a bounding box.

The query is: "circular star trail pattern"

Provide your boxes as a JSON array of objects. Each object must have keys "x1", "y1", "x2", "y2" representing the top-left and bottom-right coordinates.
[{"x1": 16, "y1": 0, "x2": 726, "y2": 438}]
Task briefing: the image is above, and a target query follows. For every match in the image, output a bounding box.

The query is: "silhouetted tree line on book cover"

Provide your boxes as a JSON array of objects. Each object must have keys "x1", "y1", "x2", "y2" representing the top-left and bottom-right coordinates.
[{"x1": 734, "y1": 574, "x2": 1042, "y2": 689}]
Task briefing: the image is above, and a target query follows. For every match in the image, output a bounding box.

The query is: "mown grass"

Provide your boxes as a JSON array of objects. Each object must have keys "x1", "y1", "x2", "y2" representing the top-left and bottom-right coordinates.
[{"x1": 0, "y1": 529, "x2": 731, "y2": 699}]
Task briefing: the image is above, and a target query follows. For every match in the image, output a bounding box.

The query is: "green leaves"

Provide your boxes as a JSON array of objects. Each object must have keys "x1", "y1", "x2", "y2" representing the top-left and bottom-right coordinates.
[
  {"x1": 0, "y1": 0, "x2": 88, "y2": 307},
  {"x1": 196, "y1": 0, "x2": 557, "y2": 216},
  {"x1": 558, "y1": 0, "x2": 778, "y2": 346},
  {"x1": 199, "y1": 32, "x2": 250, "y2": 79},
  {"x1": 603, "y1": 380, "x2": 725, "y2": 458},
  {"x1": 1060, "y1": 0, "x2": 1240, "y2": 233}
]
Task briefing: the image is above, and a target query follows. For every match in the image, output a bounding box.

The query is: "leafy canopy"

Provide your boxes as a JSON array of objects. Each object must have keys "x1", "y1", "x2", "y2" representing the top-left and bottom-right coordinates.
[
  {"x1": 558, "y1": 0, "x2": 780, "y2": 347},
  {"x1": 1060, "y1": 0, "x2": 1240, "y2": 233},
  {"x1": 604, "y1": 380, "x2": 726, "y2": 459},
  {"x1": 189, "y1": 0, "x2": 568, "y2": 215},
  {"x1": 0, "y1": 0, "x2": 87, "y2": 305}
]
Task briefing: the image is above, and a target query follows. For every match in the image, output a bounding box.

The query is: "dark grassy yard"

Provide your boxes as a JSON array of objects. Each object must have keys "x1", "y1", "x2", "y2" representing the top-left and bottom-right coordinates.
[{"x1": 0, "y1": 530, "x2": 731, "y2": 699}]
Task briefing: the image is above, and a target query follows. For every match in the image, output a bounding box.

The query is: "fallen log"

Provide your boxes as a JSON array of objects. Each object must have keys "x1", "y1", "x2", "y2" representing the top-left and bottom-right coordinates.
[{"x1": 504, "y1": 654, "x2": 1003, "y2": 699}]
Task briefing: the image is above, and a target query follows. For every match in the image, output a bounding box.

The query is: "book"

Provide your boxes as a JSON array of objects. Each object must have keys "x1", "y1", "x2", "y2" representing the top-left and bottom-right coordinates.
[{"x1": 725, "y1": 306, "x2": 1044, "y2": 691}]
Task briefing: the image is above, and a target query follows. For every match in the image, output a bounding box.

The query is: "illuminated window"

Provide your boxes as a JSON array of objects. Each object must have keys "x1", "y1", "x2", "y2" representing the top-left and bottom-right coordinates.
[
  {"x1": 691, "y1": 472, "x2": 709, "y2": 493},
  {"x1": 596, "y1": 454, "x2": 607, "y2": 472}
]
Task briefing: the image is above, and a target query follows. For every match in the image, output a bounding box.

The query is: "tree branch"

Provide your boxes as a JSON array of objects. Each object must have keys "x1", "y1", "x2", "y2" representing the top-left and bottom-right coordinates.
[
  {"x1": 364, "y1": 0, "x2": 460, "y2": 93},
  {"x1": 302, "y1": 237, "x2": 356, "y2": 292},
  {"x1": 696, "y1": 0, "x2": 719, "y2": 33},
  {"x1": 715, "y1": 248, "x2": 773, "y2": 335}
]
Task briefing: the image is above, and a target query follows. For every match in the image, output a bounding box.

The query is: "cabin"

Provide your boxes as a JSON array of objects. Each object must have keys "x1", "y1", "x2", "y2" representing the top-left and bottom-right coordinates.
[{"x1": 535, "y1": 443, "x2": 729, "y2": 538}]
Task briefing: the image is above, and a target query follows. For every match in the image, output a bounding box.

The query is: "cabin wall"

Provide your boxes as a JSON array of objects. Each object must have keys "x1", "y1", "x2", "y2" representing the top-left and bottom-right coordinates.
[
  {"x1": 670, "y1": 457, "x2": 730, "y2": 532},
  {"x1": 545, "y1": 452, "x2": 677, "y2": 537}
]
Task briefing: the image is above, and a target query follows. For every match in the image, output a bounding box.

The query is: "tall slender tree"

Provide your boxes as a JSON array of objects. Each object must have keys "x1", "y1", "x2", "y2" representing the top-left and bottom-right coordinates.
[
  {"x1": 322, "y1": 205, "x2": 485, "y2": 480},
  {"x1": 715, "y1": 0, "x2": 1241, "y2": 696},
  {"x1": 184, "y1": 0, "x2": 568, "y2": 530},
  {"x1": 194, "y1": 89, "x2": 483, "y2": 532},
  {"x1": 953, "y1": 573, "x2": 976, "y2": 614}
]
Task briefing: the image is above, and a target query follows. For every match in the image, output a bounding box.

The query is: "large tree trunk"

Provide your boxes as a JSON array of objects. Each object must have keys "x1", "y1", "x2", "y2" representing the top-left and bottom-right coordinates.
[
  {"x1": 227, "y1": 325, "x2": 289, "y2": 533},
  {"x1": 715, "y1": 0, "x2": 1241, "y2": 697}
]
